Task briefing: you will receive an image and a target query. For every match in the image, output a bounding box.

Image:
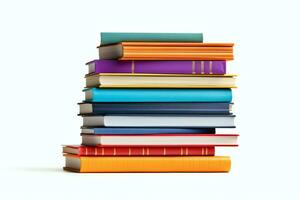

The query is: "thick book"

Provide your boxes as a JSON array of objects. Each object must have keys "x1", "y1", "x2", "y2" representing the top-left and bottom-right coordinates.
[
  {"x1": 81, "y1": 127, "x2": 218, "y2": 134},
  {"x1": 84, "y1": 88, "x2": 232, "y2": 102},
  {"x1": 85, "y1": 73, "x2": 236, "y2": 88},
  {"x1": 87, "y1": 60, "x2": 226, "y2": 75},
  {"x1": 64, "y1": 155, "x2": 231, "y2": 172},
  {"x1": 79, "y1": 102, "x2": 232, "y2": 115},
  {"x1": 63, "y1": 145, "x2": 215, "y2": 156},
  {"x1": 82, "y1": 115, "x2": 235, "y2": 128},
  {"x1": 98, "y1": 42, "x2": 234, "y2": 60},
  {"x1": 81, "y1": 134, "x2": 238, "y2": 146},
  {"x1": 100, "y1": 32, "x2": 203, "y2": 46}
]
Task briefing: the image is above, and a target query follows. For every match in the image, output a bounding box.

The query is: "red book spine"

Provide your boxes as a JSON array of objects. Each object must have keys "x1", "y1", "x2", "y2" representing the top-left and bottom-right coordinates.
[{"x1": 78, "y1": 146, "x2": 215, "y2": 156}]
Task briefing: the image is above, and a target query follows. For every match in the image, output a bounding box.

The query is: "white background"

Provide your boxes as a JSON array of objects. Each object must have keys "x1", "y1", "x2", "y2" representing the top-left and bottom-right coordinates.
[{"x1": 0, "y1": 0, "x2": 300, "y2": 199}]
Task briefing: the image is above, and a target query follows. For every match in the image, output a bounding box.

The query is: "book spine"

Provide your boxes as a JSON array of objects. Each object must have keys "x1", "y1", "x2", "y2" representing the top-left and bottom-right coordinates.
[
  {"x1": 86, "y1": 88, "x2": 232, "y2": 102},
  {"x1": 91, "y1": 60, "x2": 226, "y2": 75},
  {"x1": 100, "y1": 32, "x2": 203, "y2": 46},
  {"x1": 66, "y1": 156, "x2": 231, "y2": 172},
  {"x1": 90, "y1": 127, "x2": 216, "y2": 134},
  {"x1": 79, "y1": 147, "x2": 215, "y2": 156},
  {"x1": 88, "y1": 102, "x2": 230, "y2": 115},
  {"x1": 120, "y1": 55, "x2": 233, "y2": 61}
]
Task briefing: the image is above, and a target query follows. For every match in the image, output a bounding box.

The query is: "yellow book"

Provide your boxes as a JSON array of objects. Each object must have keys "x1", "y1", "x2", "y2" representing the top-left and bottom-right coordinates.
[
  {"x1": 85, "y1": 73, "x2": 237, "y2": 88},
  {"x1": 64, "y1": 155, "x2": 231, "y2": 173}
]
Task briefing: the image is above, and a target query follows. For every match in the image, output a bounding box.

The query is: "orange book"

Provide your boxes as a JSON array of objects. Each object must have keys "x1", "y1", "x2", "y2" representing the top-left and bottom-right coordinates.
[
  {"x1": 64, "y1": 154, "x2": 231, "y2": 173},
  {"x1": 98, "y1": 42, "x2": 234, "y2": 60}
]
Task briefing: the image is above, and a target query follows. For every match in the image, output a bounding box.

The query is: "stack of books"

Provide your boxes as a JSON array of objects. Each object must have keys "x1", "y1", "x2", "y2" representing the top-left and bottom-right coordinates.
[{"x1": 63, "y1": 32, "x2": 238, "y2": 173}]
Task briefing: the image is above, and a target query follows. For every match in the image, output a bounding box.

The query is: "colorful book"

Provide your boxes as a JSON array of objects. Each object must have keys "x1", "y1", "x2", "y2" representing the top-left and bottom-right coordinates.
[
  {"x1": 87, "y1": 60, "x2": 226, "y2": 75},
  {"x1": 79, "y1": 102, "x2": 232, "y2": 115},
  {"x1": 100, "y1": 32, "x2": 203, "y2": 46},
  {"x1": 85, "y1": 73, "x2": 236, "y2": 88},
  {"x1": 81, "y1": 127, "x2": 218, "y2": 134},
  {"x1": 64, "y1": 155, "x2": 231, "y2": 172},
  {"x1": 98, "y1": 42, "x2": 234, "y2": 60},
  {"x1": 82, "y1": 115, "x2": 235, "y2": 128},
  {"x1": 63, "y1": 145, "x2": 215, "y2": 156},
  {"x1": 84, "y1": 88, "x2": 232, "y2": 102},
  {"x1": 81, "y1": 134, "x2": 238, "y2": 146}
]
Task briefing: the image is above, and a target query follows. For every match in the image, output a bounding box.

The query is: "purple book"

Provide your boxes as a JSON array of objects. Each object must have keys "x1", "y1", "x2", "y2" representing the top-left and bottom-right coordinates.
[{"x1": 86, "y1": 60, "x2": 226, "y2": 75}]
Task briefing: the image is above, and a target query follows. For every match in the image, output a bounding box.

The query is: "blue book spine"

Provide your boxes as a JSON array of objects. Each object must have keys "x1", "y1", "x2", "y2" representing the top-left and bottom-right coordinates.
[
  {"x1": 85, "y1": 88, "x2": 232, "y2": 103},
  {"x1": 84, "y1": 102, "x2": 231, "y2": 115},
  {"x1": 84, "y1": 128, "x2": 215, "y2": 134}
]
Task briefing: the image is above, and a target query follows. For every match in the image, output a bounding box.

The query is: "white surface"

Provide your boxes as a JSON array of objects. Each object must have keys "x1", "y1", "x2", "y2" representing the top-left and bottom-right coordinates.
[{"x1": 0, "y1": 0, "x2": 299, "y2": 199}]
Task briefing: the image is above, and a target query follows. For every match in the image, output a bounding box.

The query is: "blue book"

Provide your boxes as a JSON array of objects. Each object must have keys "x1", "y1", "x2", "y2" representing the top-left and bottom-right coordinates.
[
  {"x1": 84, "y1": 88, "x2": 232, "y2": 102},
  {"x1": 100, "y1": 32, "x2": 203, "y2": 46},
  {"x1": 81, "y1": 127, "x2": 215, "y2": 134},
  {"x1": 79, "y1": 102, "x2": 232, "y2": 115}
]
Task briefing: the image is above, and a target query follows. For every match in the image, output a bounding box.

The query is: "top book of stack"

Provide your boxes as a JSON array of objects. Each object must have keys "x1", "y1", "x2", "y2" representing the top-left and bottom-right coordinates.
[{"x1": 100, "y1": 32, "x2": 204, "y2": 45}]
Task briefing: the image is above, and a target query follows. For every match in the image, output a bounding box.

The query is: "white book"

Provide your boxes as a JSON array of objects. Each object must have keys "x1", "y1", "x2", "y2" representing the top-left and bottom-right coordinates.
[
  {"x1": 82, "y1": 115, "x2": 235, "y2": 127},
  {"x1": 81, "y1": 134, "x2": 239, "y2": 146}
]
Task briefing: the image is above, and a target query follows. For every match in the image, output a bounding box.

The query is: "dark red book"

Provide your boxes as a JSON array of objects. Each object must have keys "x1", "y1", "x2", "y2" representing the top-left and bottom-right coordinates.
[{"x1": 63, "y1": 145, "x2": 215, "y2": 156}]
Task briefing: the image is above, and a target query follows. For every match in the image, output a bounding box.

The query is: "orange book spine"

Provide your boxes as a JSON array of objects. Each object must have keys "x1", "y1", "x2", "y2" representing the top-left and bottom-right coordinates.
[
  {"x1": 124, "y1": 46, "x2": 233, "y2": 52},
  {"x1": 120, "y1": 43, "x2": 234, "y2": 60},
  {"x1": 120, "y1": 55, "x2": 234, "y2": 61},
  {"x1": 64, "y1": 155, "x2": 231, "y2": 173}
]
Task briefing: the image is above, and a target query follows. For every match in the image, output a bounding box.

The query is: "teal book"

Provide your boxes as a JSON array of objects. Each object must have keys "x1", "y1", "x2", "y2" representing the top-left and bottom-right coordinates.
[
  {"x1": 84, "y1": 88, "x2": 232, "y2": 102},
  {"x1": 100, "y1": 32, "x2": 203, "y2": 46}
]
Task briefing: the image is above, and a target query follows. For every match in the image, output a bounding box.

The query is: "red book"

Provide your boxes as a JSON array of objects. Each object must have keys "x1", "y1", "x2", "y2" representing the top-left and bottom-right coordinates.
[{"x1": 63, "y1": 145, "x2": 215, "y2": 156}]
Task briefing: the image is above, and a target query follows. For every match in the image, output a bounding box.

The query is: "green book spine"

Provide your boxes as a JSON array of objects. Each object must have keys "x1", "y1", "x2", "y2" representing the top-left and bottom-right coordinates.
[{"x1": 100, "y1": 32, "x2": 203, "y2": 45}]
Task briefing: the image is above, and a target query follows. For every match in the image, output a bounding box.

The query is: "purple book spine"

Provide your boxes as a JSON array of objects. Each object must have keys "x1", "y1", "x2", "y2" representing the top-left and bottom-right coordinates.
[{"x1": 87, "y1": 60, "x2": 226, "y2": 74}]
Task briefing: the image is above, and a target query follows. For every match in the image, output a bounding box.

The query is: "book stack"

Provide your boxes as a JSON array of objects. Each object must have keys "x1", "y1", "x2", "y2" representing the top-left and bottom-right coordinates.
[{"x1": 63, "y1": 32, "x2": 238, "y2": 173}]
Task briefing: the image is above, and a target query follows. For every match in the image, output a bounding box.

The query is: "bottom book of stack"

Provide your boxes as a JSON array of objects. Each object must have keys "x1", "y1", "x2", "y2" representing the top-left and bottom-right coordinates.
[{"x1": 64, "y1": 154, "x2": 231, "y2": 173}]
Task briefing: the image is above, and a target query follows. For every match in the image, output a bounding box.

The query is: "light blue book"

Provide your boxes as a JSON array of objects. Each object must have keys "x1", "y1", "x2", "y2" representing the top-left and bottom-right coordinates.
[
  {"x1": 100, "y1": 32, "x2": 203, "y2": 45},
  {"x1": 84, "y1": 88, "x2": 232, "y2": 102}
]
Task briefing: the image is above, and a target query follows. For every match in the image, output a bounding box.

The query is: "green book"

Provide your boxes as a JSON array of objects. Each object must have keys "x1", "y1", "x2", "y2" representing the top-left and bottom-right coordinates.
[{"x1": 100, "y1": 32, "x2": 203, "y2": 45}]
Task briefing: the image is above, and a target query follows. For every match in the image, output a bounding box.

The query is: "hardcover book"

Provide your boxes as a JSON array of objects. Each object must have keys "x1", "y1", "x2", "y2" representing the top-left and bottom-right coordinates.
[
  {"x1": 82, "y1": 115, "x2": 235, "y2": 128},
  {"x1": 81, "y1": 134, "x2": 239, "y2": 146},
  {"x1": 81, "y1": 127, "x2": 217, "y2": 134},
  {"x1": 98, "y1": 42, "x2": 234, "y2": 60},
  {"x1": 100, "y1": 32, "x2": 203, "y2": 46},
  {"x1": 87, "y1": 60, "x2": 226, "y2": 75},
  {"x1": 63, "y1": 145, "x2": 215, "y2": 156},
  {"x1": 84, "y1": 88, "x2": 232, "y2": 102},
  {"x1": 85, "y1": 73, "x2": 236, "y2": 88},
  {"x1": 64, "y1": 155, "x2": 231, "y2": 172},
  {"x1": 81, "y1": 127, "x2": 236, "y2": 134},
  {"x1": 79, "y1": 102, "x2": 233, "y2": 115}
]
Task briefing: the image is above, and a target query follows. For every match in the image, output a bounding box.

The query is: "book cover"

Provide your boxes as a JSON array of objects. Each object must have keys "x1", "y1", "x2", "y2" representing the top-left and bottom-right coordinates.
[
  {"x1": 87, "y1": 60, "x2": 226, "y2": 75},
  {"x1": 81, "y1": 127, "x2": 217, "y2": 134},
  {"x1": 81, "y1": 133, "x2": 239, "y2": 146},
  {"x1": 100, "y1": 32, "x2": 203, "y2": 46},
  {"x1": 64, "y1": 155, "x2": 231, "y2": 172},
  {"x1": 63, "y1": 145, "x2": 215, "y2": 156},
  {"x1": 84, "y1": 88, "x2": 232, "y2": 102},
  {"x1": 85, "y1": 74, "x2": 236, "y2": 88},
  {"x1": 79, "y1": 102, "x2": 232, "y2": 115},
  {"x1": 98, "y1": 42, "x2": 234, "y2": 60},
  {"x1": 82, "y1": 115, "x2": 235, "y2": 128}
]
